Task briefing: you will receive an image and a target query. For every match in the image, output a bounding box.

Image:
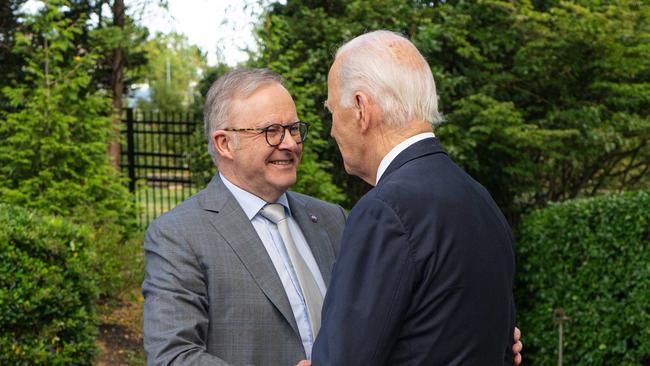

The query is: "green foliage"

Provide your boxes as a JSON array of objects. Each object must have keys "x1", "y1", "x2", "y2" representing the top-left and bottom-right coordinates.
[
  {"x1": 62, "y1": 0, "x2": 150, "y2": 95},
  {"x1": 439, "y1": 0, "x2": 650, "y2": 221},
  {"x1": 81, "y1": 209, "x2": 145, "y2": 301},
  {"x1": 0, "y1": 1, "x2": 139, "y2": 302},
  {"x1": 186, "y1": 64, "x2": 231, "y2": 187},
  {"x1": 132, "y1": 33, "x2": 217, "y2": 189},
  {"x1": 186, "y1": 124, "x2": 218, "y2": 187},
  {"x1": 516, "y1": 190, "x2": 650, "y2": 365},
  {"x1": 0, "y1": 204, "x2": 99, "y2": 365},
  {"x1": 0, "y1": 0, "x2": 136, "y2": 232},
  {"x1": 135, "y1": 32, "x2": 208, "y2": 112},
  {"x1": 0, "y1": 0, "x2": 28, "y2": 109},
  {"x1": 254, "y1": 0, "x2": 650, "y2": 217}
]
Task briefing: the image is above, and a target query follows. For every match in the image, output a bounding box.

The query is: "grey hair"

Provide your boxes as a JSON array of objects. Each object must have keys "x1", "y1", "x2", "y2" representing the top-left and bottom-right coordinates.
[
  {"x1": 334, "y1": 30, "x2": 443, "y2": 127},
  {"x1": 203, "y1": 68, "x2": 285, "y2": 165}
]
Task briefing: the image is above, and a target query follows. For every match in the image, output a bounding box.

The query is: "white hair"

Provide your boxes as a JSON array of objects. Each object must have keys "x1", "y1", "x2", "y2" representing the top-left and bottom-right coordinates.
[
  {"x1": 334, "y1": 30, "x2": 442, "y2": 127},
  {"x1": 203, "y1": 68, "x2": 285, "y2": 165}
]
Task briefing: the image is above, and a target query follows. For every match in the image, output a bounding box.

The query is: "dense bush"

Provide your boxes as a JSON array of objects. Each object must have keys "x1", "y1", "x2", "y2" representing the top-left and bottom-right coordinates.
[
  {"x1": 89, "y1": 214, "x2": 145, "y2": 303},
  {"x1": 516, "y1": 190, "x2": 650, "y2": 365},
  {"x1": 0, "y1": 205, "x2": 99, "y2": 365}
]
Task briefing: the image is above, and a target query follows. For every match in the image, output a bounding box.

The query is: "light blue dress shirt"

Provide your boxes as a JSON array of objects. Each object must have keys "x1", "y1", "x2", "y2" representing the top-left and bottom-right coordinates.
[{"x1": 220, "y1": 173, "x2": 326, "y2": 358}]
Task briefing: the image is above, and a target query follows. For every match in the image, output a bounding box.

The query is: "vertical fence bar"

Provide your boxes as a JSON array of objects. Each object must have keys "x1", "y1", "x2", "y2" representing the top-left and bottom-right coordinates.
[
  {"x1": 168, "y1": 112, "x2": 174, "y2": 212},
  {"x1": 180, "y1": 112, "x2": 186, "y2": 202},
  {"x1": 138, "y1": 111, "x2": 145, "y2": 226},
  {"x1": 180, "y1": 114, "x2": 184, "y2": 201},
  {"x1": 156, "y1": 111, "x2": 162, "y2": 214},
  {"x1": 148, "y1": 109, "x2": 154, "y2": 225},
  {"x1": 183, "y1": 115, "x2": 189, "y2": 200},
  {"x1": 188, "y1": 114, "x2": 195, "y2": 199},
  {"x1": 137, "y1": 110, "x2": 144, "y2": 227},
  {"x1": 155, "y1": 112, "x2": 160, "y2": 215},
  {"x1": 126, "y1": 108, "x2": 136, "y2": 193},
  {"x1": 141, "y1": 110, "x2": 148, "y2": 227}
]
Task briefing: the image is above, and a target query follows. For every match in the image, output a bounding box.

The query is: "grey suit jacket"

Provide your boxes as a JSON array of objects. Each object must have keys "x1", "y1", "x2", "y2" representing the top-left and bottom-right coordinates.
[{"x1": 142, "y1": 175, "x2": 346, "y2": 366}]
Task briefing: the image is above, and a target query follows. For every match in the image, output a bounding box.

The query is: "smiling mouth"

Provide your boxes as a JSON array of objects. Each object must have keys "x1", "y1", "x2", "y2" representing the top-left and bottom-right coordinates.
[{"x1": 269, "y1": 159, "x2": 294, "y2": 165}]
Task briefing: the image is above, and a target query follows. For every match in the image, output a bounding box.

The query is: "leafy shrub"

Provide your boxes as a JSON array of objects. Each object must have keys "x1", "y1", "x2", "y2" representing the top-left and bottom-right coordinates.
[
  {"x1": 81, "y1": 209, "x2": 144, "y2": 302},
  {"x1": 0, "y1": 205, "x2": 99, "y2": 365},
  {"x1": 516, "y1": 190, "x2": 650, "y2": 365}
]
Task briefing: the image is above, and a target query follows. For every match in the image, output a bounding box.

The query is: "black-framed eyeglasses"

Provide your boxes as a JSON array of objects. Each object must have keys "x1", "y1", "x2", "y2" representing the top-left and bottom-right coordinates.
[{"x1": 223, "y1": 121, "x2": 310, "y2": 147}]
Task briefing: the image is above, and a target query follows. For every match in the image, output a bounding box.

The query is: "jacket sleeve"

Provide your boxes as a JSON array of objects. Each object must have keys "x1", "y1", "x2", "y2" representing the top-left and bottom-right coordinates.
[
  {"x1": 141, "y1": 216, "x2": 235, "y2": 366},
  {"x1": 312, "y1": 197, "x2": 415, "y2": 365}
]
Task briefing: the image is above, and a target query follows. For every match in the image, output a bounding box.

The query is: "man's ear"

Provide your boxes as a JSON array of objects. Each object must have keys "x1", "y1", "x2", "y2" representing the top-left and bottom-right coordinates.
[
  {"x1": 354, "y1": 92, "x2": 372, "y2": 132},
  {"x1": 212, "y1": 130, "x2": 234, "y2": 160}
]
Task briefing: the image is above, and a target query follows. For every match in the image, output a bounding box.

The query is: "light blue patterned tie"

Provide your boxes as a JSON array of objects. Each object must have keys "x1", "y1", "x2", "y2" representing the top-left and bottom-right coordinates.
[{"x1": 260, "y1": 203, "x2": 323, "y2": 335}]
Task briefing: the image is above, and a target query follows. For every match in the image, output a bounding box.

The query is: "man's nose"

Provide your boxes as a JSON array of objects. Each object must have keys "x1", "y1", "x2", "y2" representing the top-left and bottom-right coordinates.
[{"x1": 277, "y1": 128, "x2": 300, "y2": 149}]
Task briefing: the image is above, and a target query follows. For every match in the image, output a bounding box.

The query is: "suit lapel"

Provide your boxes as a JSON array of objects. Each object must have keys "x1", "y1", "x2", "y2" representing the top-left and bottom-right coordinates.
[
  {"x1": 288, "y1": 193, "x2": 337, "y2": 285},
  {"x1": 380, "y1": 137, "x2": 447, "y2": 184},
  {"x1": 199, "y1": 175, "x2": 299, "y2": 337}
]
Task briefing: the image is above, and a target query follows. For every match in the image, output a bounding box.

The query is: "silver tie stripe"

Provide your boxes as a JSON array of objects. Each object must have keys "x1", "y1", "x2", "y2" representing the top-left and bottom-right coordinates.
[{"x1": 260, "y1": 203, "x2": 323, "y2": 336}]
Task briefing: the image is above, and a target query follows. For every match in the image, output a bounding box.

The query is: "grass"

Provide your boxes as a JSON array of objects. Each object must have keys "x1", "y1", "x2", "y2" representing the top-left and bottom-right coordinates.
[{"x1": 135, "y1": 184, "x2": 198, "y2": 227}]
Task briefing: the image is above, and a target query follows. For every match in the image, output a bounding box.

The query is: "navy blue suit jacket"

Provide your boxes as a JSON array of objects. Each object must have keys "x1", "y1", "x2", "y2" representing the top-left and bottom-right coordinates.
[{"x1": 312, "y1": 138, "x2": 515, "y2": 365}]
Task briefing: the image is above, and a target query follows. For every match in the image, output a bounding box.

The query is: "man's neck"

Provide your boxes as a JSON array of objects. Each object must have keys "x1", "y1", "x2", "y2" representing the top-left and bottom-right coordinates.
[{"x1": 362, "y1": 122, "x2": 433, "y2": 185}]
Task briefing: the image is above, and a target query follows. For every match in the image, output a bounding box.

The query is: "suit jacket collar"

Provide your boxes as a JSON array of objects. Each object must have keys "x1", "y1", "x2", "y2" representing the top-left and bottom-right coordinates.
[
  {"x1": 197, "y1": 174, "x2": 337, "y2": 336},
  {"x1": 378, "y1": 137, "x2": 447, "y2": 185},
  {"x1": 198, "y1": 175, "x2": 300, "y2": 336}
]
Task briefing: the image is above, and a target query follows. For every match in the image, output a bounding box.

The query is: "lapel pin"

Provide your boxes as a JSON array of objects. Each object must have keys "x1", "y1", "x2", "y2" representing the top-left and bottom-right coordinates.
[{"x1": 310, "y1": 214, "x2": 318, "y2": 223}]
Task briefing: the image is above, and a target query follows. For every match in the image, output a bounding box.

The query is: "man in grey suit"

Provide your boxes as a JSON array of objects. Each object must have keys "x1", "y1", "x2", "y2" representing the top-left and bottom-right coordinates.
[{"x1": 142, "y1": 68, "x2": 346, "y2": 366}]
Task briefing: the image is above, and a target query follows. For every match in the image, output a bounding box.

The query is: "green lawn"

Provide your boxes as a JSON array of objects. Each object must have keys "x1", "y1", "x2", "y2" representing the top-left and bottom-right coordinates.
[{"x1": 135, "y1": 184, "x2": 198, "y2": 227}]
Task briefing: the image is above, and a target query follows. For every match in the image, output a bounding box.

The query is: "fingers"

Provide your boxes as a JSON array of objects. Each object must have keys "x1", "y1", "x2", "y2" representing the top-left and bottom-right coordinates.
[{"x1": 512, "y1": 327, "x2": 523, "y2": 366}]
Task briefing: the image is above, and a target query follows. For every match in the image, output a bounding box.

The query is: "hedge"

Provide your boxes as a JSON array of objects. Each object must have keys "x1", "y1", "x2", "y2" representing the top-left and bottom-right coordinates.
[
  {"x1": 0, "y1": 205, "x2": 98, "y2": 365},
  {"x1": 516, "y1": 190, "x2": 650, "y2": 365}
]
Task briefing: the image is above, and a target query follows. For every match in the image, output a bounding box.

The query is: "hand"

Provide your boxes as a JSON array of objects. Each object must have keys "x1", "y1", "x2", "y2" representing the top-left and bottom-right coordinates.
[
  {"x1": 294, "y1": 360, "x2": 311, "y2": 366},
  {"x1": 513, "y1": 326, "x2": 523, "y2": 365}
]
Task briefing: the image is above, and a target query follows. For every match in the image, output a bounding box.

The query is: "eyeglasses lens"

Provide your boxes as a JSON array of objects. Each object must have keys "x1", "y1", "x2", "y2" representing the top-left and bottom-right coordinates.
[{"x1": 266, "y1": 123, "x2": 308, "y2": 146}]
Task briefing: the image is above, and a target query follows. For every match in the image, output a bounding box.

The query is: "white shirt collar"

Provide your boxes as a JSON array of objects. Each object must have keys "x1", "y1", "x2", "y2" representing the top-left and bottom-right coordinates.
[
  {"x1": 219, "y1": 172, "x2": 291, "y2": 220},
  {"x1": 376, "y1": 132, "x2": 435, "y2": 185}
]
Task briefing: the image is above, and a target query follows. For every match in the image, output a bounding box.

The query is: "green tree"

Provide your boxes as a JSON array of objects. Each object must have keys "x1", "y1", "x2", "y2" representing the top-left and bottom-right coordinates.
[
  {"x1": 0, "y1": 0, "x2": 28, "y2": 109},
  {"x1": 61, "y1": 0, "x2": 152, "y2": 166},
  {"x1": 136, "y1": 32, "x2": 208, "y2": 112},
  {"x1": 0, "y1": 0, "x2": 135, "y2": 234},
  {"x1": 432, "y1": 0, "x2": 650, "y2": 222},
  {"x1": 253, "y1": 0, "x2": 650, "y2": 220}
]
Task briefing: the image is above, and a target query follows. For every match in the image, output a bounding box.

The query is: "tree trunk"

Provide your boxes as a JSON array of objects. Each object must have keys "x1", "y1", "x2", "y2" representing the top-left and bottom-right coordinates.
[{"x1": 108, "y1": 0, "x2": 125, "y2": 169}]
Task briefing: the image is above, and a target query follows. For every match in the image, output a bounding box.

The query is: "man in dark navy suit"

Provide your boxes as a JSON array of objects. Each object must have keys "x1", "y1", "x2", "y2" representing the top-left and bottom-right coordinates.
[{"x1": 310, "y1": 30, "x2": 518, "y2": 365}]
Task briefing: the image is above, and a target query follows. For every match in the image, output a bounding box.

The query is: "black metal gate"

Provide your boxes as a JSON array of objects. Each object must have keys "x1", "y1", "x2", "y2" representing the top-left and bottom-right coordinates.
[{"x1": 120, "y1": 108, "x2": 201, "y2": 226}]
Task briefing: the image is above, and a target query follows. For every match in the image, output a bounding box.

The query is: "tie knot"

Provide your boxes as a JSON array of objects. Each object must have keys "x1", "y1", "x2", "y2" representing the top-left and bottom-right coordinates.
[{"x1": 259, "y1": 203, "x2": 287, "y2": 224}]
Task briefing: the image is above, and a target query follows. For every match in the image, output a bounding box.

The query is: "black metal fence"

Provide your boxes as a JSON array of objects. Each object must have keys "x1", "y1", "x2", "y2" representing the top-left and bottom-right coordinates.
[{"x1": 120, "y1": 108, "x2": 201, "y2": 226}]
